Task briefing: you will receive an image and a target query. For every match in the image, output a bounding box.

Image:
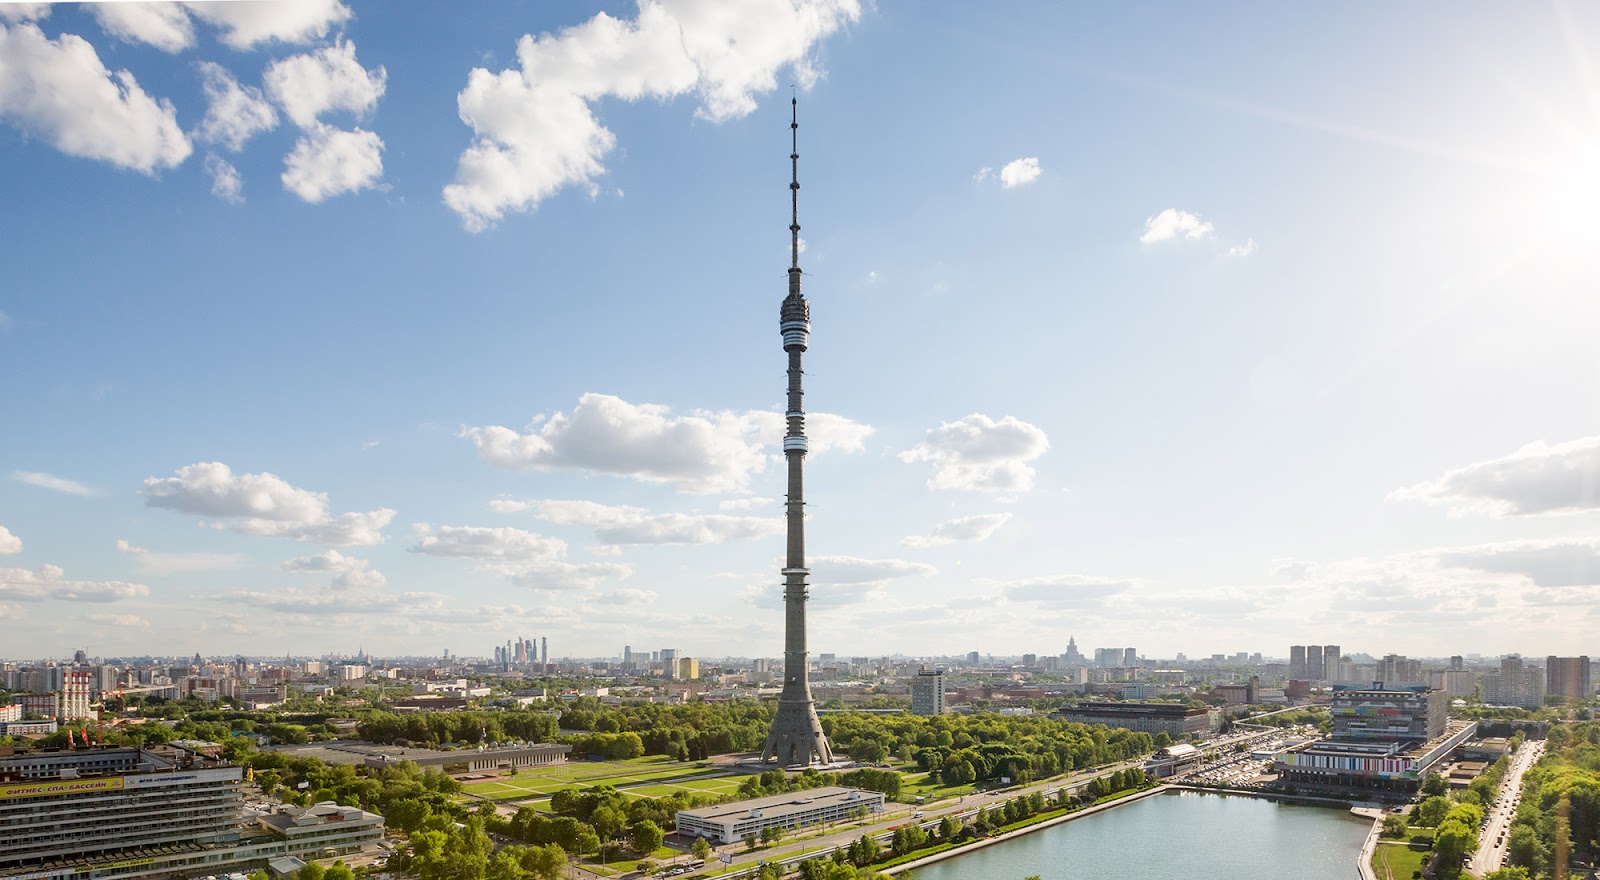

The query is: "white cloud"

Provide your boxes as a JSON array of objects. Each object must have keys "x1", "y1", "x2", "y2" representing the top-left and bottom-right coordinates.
[
  {"x1": 1432, "y1": 536, "x2": 1600, "y2": 588},
  {"x1": 1227, "y1": 238, "x2": 1258, "y2": 257},
  {"x1": 973, "y1": 166, "x2": 992, "y2": 183},
  {"x1": 591, "y1": 544, "x2": 622, "y2": 557},
  {"x1": 811, "y1": 555, "x2": 936, "y2": 585},
  {"x1": 263, "y1": 40, "x2": 385, "y2": 129},
  {"x1": 992, "y1": 574, "x2": 1132, "y2": 606},
  {"x1": 594, "y1": 588, "x2": 657, "y2": 605},
  {"x1": 0, "y1": 525, "x2": 20, "y2": 555},
  {"x1": 462, "y1": 393, "x2": 871, "y2": 495},
  {"x1": 114, "y1": 539, "x2": 245, "y2": 575},
  {"x1": 899, "y1": 414, "x2": 1050, "y2": 493},
  {"x1": 211, "y1": 587, "x2": 443, "y2": 616},
  {"x1": 92, "y1": 2, "x2": 194, "y2": 52},
  {"x1": 0, "y1": 602, "x2": 24, "y2": 620},
  {"x1": 11, "y1": 470, "x2": 94, "y2": 496},
  {"x1": 743, "y1": 556, "x2": 933, "y2": 609},
  {"x1": 493, "y1": 560, "x2": 633, "y2": 591},
  {"x1": 998, "y1": 156, "x2": 1041, "y2": 188},
  {"x1": 0, "y1": 23, "x2": 190, "y2": 173},
  {"x1": 902, "y1": 513, "x2": 1012, "y2": 548},
  {"x1": 281, "y1": 124, "x2": 384, "y2": 202},
  {"x1": 1391, "y1": 436, "x2": 1600, "y2": 517},
  {"x1": 489, "y1": 499, "x2": 532, "y2": 513},
  {"x1": 142, "y1": 461, "x2": 394, "y2": 545},
  {"x1": 85, "y1": 612, "x2": 151, "y2": 627},
  {"x1": 719, "y1": 496, "x2": 774, "y2": 511},
  {"x1": 195, "y1": 62, "x2": 277, "y2": 151},
  {"x1": 282, "y1": 548, "x2": 385, "y2": 589},
  {"x1": 1139, "y1": 208, "x2": 1215, "y2": 243},
  {"x1": 409, "y1": 524, "x2": 566, "y2": 562},
  {"x1": 185, "y1": 0, "x2": 353, "y2": 51},
  {"x1": 0, "y1": 564, "x2": 150, "y2": 602},
  {"x1": 205, "y1": 153, "x2": 243, "y2": 203},
  {"x1": 442, "y1": 0, "x2": 860, "y2": 231},
  {"x1": 529, "y1": 498, "x2": 782, "y2": 544},
  {"x1": 0, "y1": 4, "x2": 48, "y2": 23}
]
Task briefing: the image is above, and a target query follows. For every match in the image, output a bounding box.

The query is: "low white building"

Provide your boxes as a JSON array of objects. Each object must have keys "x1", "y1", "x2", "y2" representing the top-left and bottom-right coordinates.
[{"x1": 675, "y1": 787, "x2": 885, "y2": 844}]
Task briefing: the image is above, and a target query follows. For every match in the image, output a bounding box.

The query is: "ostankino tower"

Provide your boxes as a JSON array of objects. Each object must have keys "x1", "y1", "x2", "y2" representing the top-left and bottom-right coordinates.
[{"x1": 759, "y1": 99, "x2": 835, "y2": 769}]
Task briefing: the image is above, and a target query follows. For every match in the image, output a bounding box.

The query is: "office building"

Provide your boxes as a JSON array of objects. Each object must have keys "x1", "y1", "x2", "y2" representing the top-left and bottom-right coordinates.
[
  {"x1": 676, "y1": 787, "x2": 884, "y2": 845},
  {"x1": 1056, "y1": 702, "x2": 1218, "y2": 739},
  {"x1": 677, "y1": 657, "x2": 699, "y2": 681},
  {"x1": 0, "y1": 744, "x2": 372, "y2": 880},
  {"x1": 1376, "y1": 654, "x2": 1424, "y2": 685},
  {"x1": 910, "y1": 668, "x2": 946, "y2": 716},
  {"x1": 1323, "y1": 645, "x2": 1342, "y2": 681},
  {"x1": 1289, "y1": 645, "x2": 1307, "y2": 680},
  {"x1": 1277, "y1": 684, "x2": 1471, "y2": 793},
  {"x1": 1123, "y1": 647, "x2": 1139, "y2": 668},
  {"x1": 1307, "y1": 645, "x2": 1324, "y2": 682},
  {"x1": 1330, "y1": 685, "x2": 1447, "y2": 741},
  {"x1": 1481, "y1": 655, "x2": 1546, "y2": 709},
  {"x1": 1546, "y1": 656, "x2": 1592, "y2": 701}
]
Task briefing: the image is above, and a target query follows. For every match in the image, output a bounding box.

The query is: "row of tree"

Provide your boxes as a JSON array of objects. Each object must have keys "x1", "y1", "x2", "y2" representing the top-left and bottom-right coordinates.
[{"x1": 1501, "y1": 722, "x2": 1600, "y2": 879}]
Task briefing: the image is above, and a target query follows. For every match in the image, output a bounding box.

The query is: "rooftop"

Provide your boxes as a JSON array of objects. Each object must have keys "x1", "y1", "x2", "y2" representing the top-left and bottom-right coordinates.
[{"x1": 677, "y1": 786, "x2": 882, "y2": 822}]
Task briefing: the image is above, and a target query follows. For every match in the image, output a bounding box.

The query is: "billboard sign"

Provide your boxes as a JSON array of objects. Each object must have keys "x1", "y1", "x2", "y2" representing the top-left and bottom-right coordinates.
[{"x1": 0, "y1": 777, "x2": 124, "y2": 800}]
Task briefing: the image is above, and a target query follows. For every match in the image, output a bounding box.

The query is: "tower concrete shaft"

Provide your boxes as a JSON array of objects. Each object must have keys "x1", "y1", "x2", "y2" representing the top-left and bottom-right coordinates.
[{"x1": 760, "y1": 99, "x2": 834, "y2": 768}]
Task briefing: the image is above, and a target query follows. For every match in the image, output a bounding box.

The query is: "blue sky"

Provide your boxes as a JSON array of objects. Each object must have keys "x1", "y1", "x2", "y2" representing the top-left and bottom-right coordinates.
[{"x1": 3, "y1": 1, "x2": 1599, "y2": 662}]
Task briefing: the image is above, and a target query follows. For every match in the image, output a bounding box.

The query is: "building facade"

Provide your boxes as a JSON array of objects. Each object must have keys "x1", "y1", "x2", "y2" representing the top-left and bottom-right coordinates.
[
  {"x1": 910, "y1": 668, "x2": 946, "y2": 717},
  {"x1": 1330, "y1": 685, "x2": 1447, "y2": 741},
  {"x1": 675, "y1": 787, "x2": 884, "y2": 845},
  {"x1": 1057, "y1": 702, "x2": 1217, "y2": 739},
  {"x1": 0, "y1": 746, "x2": 384, "y2": 880},
  {"x1": 1546, "y1": 656, "x2": 1592, "y2": 701},
  {"x1": 1481, "y1": 655, "x2": 1546, "y2": 709}
]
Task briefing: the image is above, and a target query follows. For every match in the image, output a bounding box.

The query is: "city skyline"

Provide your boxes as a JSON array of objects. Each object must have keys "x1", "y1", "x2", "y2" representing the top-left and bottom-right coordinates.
[{"x1": 4, "y1": 3, "x2": 1600, "y2": 658}]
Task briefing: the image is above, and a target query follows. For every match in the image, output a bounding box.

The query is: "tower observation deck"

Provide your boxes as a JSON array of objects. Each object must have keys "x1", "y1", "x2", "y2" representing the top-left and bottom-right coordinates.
[{"x1": 758, "y1": 99, "x2": 836, "y2": 769}]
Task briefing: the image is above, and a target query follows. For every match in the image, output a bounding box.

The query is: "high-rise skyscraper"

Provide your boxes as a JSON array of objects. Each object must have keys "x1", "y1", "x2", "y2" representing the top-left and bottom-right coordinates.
[
  {"x1": 540, "y1": 636, "x2": 547, "y2": 666},
  {"x1": 759, "y1": 101, "x2": 834, "y2": 769},
  {"x1": 1306, "y1": 645, "x2": 1324, "y2": 682},
  {"x1": 1323, "y1": 645, "x2": 1341, "y2": 681},
  {"x1": 1546, "y1": 656, "x2": 1591, "y2": 701},
  {"x1": 1289, "y1": 645, "x2": 1307, "y2": 680}
]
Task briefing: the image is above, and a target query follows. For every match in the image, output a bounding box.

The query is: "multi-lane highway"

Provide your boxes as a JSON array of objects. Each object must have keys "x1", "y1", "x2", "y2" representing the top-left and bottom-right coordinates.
[{"x1": 1469, "y1": 739, "x2": 1544, "y2": 877}]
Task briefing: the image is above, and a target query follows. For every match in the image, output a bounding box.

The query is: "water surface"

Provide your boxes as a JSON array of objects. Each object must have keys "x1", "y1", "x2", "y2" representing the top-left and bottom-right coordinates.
[{"x1": 907, "y1": 791, "x2": 1370, "y2": 880}]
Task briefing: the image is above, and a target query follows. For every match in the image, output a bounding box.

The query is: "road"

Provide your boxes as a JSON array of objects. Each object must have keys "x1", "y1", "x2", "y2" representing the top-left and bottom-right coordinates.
[{"x1": 1468, "y1": 740, "x2": 1544, "y2": 878}]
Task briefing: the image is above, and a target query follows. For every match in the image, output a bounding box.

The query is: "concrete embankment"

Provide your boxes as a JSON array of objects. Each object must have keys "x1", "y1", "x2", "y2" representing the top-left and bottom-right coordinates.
[
  {"x1": 881, "y1": 785, "x2": 1172, "y2": 876},
  {"x1": 1351, "y1": 808, "x2": 1383, "y2": 880}
]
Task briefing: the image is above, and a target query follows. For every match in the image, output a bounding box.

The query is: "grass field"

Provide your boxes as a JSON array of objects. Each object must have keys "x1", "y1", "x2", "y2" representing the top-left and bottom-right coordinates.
[
  {"x1": 1371, "y1": 841, "x2": 1431, "y2": 880},
  {"x1": 897, "y1": 770, "x2": 976, "y2": 801},
  {"x1": 462, "y1": 757, "x2": 729, "y2": 800},
  {"x1": 457, "y1": 755, "x2": 750, "y2": 807}
]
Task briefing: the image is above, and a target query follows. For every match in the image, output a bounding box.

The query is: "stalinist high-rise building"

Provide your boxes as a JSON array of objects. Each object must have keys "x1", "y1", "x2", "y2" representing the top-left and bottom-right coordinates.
[{"x1": 759, "y1": 100, "x2": 835, "y2": 768}]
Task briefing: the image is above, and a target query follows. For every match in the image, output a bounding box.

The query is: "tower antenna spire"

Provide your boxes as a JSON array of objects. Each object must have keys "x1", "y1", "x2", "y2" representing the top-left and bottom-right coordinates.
[{"x1": 789, "y1": 97, "x2": 801, "y2": 273}]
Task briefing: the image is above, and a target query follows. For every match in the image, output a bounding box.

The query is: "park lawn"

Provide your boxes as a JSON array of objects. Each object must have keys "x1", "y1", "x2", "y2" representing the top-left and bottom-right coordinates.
[
  {"x1": 1371, "y1": 841, "x2": 1431, "y2": 880},
  {"x1": 674, "y1": 778, "x2": 745, "y2": 795},
  {"x1": 898, "y1": 771, "x2": 976, "y2": 801},
  {"x1": 587, "y1": 846, "x2": 677, "y2": 875}
]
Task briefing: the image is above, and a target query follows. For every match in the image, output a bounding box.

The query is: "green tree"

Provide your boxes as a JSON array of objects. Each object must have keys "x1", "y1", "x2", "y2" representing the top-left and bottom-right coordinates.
[
  {"x1": 629, "y1": 819, "x2": 664, "y2": 855},
  {"x1": 516, "y1": 843, "x2": 567, "y2": 880},
  {"x1": 744, "y1": 831, "x2": 759, "y2": 850},
  {"x1": 1483, "y1": 869, "x2": 1531, "y2": 880},
  {"x1": 485, "y1": 851, "x2": 524, "y2": 880},
  {"x1": 1381, "y1": 814, "x2": 1408, "y2": 838},
  {"x1": 323, "y1": 863, "x2": 354, "y2": 880},
  {"x1": 1416, "y1": 795, "x2": 1451, "y2": 827},
  {"x1": 1421, "y1": 772, "x2": 1449, "y2": 797},
  {"x1": 691, "y1": 837, "x2": 712, "y2": 861}
]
